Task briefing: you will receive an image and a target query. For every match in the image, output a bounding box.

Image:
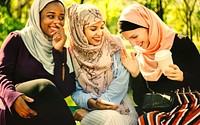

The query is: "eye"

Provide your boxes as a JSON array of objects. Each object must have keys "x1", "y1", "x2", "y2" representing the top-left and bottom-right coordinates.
[
  {"x1": 58, "y1": 16, "x2": 65, "y2": 21},
  {"x1": 101, "y1": 25, "x2": 105, "y2": 29},
  {"x1": 131, "y1": 35, "x2": 137, "y2": 39},
  {"x1": 90, "y1": 27, "x2": 97, "y2": 31},
  {"x1": 47, "y1": 15, "x2": 54, "y2": 19}
]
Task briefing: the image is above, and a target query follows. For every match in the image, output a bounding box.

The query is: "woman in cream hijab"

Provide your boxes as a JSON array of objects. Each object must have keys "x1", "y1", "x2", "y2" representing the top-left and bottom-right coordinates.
[
  {"x1": 118, "y1": 3, "x2": 200, "y2": 125},
  {"x1": 67, "y1": 3, "x2": 138, "y2": 125},
  {"x1": 0, "y1": 0, "x2": 76, "y2": 125}
]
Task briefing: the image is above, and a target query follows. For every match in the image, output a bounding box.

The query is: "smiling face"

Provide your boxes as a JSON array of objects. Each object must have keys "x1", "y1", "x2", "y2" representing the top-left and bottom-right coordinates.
[
  {"x1": 121, "y1": 27, "x2": 150, "y2": 49},
  {"x1": 84, "y1": 21, "x2": 105, "y2": 46},
  {"x1": 40, "y1": 2, "x2": 65, "y2": 37}
]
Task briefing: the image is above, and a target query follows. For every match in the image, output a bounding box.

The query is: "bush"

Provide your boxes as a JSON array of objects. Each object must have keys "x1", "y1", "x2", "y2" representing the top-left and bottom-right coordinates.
[{"x1": 0, "y1": 5, "x2": 25, "y2": 46}]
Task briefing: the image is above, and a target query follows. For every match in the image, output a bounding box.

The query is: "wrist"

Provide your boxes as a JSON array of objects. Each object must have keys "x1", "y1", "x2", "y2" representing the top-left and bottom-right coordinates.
[{"x1": 131, "y1": 70, "x2": 140, "y2": 78}]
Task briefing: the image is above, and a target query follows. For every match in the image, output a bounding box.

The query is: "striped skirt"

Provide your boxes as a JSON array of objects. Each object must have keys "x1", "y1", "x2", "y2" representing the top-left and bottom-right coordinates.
[{"x1": 138, "y1": 88, "x2": 200, "y2": 125}]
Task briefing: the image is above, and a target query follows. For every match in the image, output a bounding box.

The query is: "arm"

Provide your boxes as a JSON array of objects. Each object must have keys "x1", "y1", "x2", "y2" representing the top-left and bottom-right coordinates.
[
  {"x1": 0, "y1": 33, "x2": 23, "y2": 111},
  {"x1": 170, "y1": 35, "x2": 200, "y2": 89},
  {"x1": 71, "y1": 81, "x2": 97, "y2": 110},
  {"x1": 53, "y1": 48, "x2": 76, "y2": 97},
  {"x1": 0, "y1": 33, "x2": 36, "y2": 119},
  {"x1": 98, "y1": 51, "x2": 130, "y2": 104},
  {"x1": 72, "y1": 51, "x2": 129, "y2": 109}
]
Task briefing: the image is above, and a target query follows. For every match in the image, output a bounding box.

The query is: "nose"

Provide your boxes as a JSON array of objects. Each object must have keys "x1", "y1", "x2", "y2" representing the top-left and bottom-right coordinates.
[
  {"x1": 53, "y1": 18, "x2": 62, "y2": 24},
  {"x1": 129, "y1": 39, "x2": 136, "y2": 46},
  {"x1": 96, "y1": 29, "x2": 103, "y2": 35}
]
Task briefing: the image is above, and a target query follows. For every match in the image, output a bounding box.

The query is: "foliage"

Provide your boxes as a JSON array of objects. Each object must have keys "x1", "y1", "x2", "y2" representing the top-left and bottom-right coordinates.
[
  {"x1": 0, "y1": 0, "x2": 200, "y2": 47},
  {"x1": 0, "y1": 5, "x2": 25, "y2": 46}
]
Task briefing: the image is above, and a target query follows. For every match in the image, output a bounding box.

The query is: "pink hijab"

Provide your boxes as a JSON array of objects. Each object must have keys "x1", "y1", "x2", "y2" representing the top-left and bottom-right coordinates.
[{"x1": 118, "y1": 3, "x2": 176, "y2": 81}]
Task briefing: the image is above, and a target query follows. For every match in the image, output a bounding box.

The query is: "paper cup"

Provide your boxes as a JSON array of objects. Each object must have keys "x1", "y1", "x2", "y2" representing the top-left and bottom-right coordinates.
[{"x1": 155, "y1": 50, "x2": 173, "y2": 73}]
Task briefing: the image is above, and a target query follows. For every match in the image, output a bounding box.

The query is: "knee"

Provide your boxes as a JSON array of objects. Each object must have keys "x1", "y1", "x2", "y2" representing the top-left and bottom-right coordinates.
[
  {"x1": 106, "y1": 114, "x2": 122, "y2": 124},
  {"x1": 102, "y1": 111, "x2": 124, "y2": 125},
  {"x1": 35, "y1": 79, "x2": 55, "y2": 92}
]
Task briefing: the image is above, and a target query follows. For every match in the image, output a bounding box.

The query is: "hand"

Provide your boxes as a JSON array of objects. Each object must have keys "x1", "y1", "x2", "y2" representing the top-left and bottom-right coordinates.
[
  {"x1": 164, "y1": 64, "x2": 184, "y2": 81},
  {"x1": 73, "y1": 108, "x2": 89, "y2": 121},
  {"x1": 120, "y1": 49, "x2": 140, "y2": 77},
  {"x1": 13, "y1": 95, "x2": 37, "y2": 118},
  {"x1": 51, "y1": 23, "x2": 66, "y2": 52},
  {"x1": 88, "y1": 98, "x2": 118, "y2": 110}
]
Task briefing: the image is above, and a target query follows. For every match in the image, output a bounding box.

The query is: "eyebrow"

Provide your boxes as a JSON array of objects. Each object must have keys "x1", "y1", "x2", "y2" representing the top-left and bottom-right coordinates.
[{"x1": 46, "y1": 12, "x2": 64, "y2": 15}]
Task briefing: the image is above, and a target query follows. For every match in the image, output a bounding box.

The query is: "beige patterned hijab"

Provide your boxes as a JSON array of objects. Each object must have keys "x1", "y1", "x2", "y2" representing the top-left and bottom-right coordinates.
[
  {"x1": 118, "y1": 3, "x2": 176, "y2": 81},
  {"x1": 18, "y1": 0, "x2": 65, "y2": 75},
  {"x1": 67, "y1": 4, "x2": 123, "y2": 95}
]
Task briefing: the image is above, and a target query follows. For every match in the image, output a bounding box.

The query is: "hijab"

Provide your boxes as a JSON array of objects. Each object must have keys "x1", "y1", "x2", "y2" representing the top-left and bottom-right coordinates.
[
  {"x1": 118, "y1": 3, "x2": 176, "y2": 81},
  {"x1": 67, "y1": 4, "x2": 123, "y2": 95},
  {"x1": 18, "y1": 0, "x2": 65, "y2": 75}
]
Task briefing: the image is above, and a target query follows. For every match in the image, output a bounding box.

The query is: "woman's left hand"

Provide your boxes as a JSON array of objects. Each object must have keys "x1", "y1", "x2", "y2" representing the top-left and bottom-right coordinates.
[
  {"x1": 51, "y1": 23, "x2": 66, "y2": 52},
  {"x1": 73, "y1": 108, "x2": 89, "y2": 121},
  {"x1": 164, "y1": 64, "x2": 184, "y2": 81}
]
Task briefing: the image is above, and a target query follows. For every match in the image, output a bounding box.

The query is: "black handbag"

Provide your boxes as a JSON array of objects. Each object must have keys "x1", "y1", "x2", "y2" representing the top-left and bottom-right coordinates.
[{"x1": 142, "y1": 82, "x2": 175, "y2": 112}]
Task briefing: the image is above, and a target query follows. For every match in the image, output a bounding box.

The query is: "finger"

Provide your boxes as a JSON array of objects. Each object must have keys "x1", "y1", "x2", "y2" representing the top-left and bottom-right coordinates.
[
  {"x1": 130, "y1": 51, "x2": 136, "y2": 59},
  {"x1": 22, "y1": 95, "x2": 34, "y2": 102},
  {"x1": 56, "y1": 23, "x2": 63, "y2": 28},
  {"x1": 22, "y1": 96, "x2": 37, "y2": 117},
  {"x1": 169, "y1": 64, "x2": 179, "y2": 70},
  {"x1": 122, "y1": 49, "x2": 128, "y2": 57},
  {"x1": 106, "y1": 105, "x2": 119, "y2": 110},
  {"x1": 52, "y1": 33, "x2": 61, "y2": 41},
  {"x1": 120, "y1": 50, "x2": 126, "y2": 61}
]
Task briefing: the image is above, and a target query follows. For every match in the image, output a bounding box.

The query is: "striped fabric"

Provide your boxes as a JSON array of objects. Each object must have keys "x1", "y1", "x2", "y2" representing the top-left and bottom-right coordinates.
[
  {"x1": 80, "y1": 94, "x2": 139, "y2": 125},
  {"x1": 138, "y1": 88, "x2": 200, "y2": 125}
]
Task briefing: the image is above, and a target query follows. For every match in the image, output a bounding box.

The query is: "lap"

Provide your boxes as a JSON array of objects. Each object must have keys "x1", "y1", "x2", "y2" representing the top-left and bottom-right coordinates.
[{"x1": 139, "y1": 91, "x2": 200, "y2": 125}]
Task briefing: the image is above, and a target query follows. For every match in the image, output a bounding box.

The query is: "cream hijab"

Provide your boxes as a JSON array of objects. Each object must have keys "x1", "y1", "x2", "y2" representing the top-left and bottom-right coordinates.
[
  {"x1": 18, "y1": 0, "x2": 66, "y2": 75},
  {"x1": 67, "y1": 4, "x2": 123, "y2": 95},
  {"x1": 118, "y1": 3, "x2": 176, "y2": 81}
]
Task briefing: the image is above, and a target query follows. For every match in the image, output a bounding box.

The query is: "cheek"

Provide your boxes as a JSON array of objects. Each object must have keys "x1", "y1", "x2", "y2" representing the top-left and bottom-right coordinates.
[
  {"x1": 60, "y1": 20, "x2": 65, "y2": 27},
  {"x1": 129, "y1": 40, "x2": 136, "y2": 46}
]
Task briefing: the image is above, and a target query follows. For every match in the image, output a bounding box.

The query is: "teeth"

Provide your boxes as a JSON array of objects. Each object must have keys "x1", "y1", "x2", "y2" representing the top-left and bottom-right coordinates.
[{"x1": 94, "y1": 38, "x2": 101, "y2": 41}]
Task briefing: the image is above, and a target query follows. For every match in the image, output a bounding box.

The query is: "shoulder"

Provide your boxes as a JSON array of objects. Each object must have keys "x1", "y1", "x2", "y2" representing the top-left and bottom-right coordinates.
[
  {"x1": 171, "y1": 34, "x2": 199, "y2": 57},
  {"x1": 174, "y1": 34, "x2": 194, "y2": 45},
  {"x1": 110, "y1": 34, "x2": 125, "y2": 48},
  {"x1": 172, "y1": 34, "x2": 196, "y2": 49},
  {"x1": 1, "y1": 32, "x2": 24, "y2": 51}
]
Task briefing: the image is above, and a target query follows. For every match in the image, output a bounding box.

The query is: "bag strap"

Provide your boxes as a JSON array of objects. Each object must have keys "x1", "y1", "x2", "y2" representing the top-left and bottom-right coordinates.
[{"x1": 145, "y1": 82, "x2": 155, "y2": 94}]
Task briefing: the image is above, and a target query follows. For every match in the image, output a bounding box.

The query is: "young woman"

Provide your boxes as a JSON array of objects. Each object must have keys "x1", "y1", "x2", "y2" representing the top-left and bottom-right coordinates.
[
  {"x1": 66, "y1": 3, "x2": 138, "y2": 125},
  {"x1": 118, "y1": 3, "x2": 200, "y2": 125},
  {"x1": 0, "y1": 0, "x2": 76, "y2": 125}
]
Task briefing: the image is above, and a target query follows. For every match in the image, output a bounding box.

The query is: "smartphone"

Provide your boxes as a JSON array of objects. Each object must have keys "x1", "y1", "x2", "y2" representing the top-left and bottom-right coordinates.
[{"x1": 101, "y1": 100, "x2": 115, "y2": 106}]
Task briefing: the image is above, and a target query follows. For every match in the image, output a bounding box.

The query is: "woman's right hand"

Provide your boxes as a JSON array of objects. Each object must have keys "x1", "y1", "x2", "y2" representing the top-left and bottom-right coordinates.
[
  {"x1": 13, "y1": 95, "x2": 37, "y2": 118},
  {"x1": 88, "y1": 98, "x2": 118, "y2": 110},
  {"x1": 120, "y1": 49, "x2": 140, "y2": 77}
]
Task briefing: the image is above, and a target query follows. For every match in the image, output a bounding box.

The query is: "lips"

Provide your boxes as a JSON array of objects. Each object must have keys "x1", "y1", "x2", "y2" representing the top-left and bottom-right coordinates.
[
  {"x1": 137, "y1": 41, "x2": 143, "y2": 47},
  {"x1": 93, "y1": 37, "x2": 101, "y2": 42}
]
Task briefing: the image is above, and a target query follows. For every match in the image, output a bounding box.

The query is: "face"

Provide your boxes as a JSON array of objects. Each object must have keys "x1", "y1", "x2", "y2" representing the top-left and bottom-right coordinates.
[
  {"x1": 84, "y1": 21, "x2": 105, "y2": 46},
  {"x1": 121, "y1": 28, "x2": 150, "y2": 49},
  {"x1": 40, "y1": 2, "x2": 65, "y2": 37}
]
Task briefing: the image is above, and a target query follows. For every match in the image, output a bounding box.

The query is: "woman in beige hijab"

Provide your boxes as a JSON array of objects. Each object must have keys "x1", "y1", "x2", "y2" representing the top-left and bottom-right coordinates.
[
  {"x1": 118, "y1": 3, "x2": 200, "y2": 125},
  {"x1": 67, "y1": 3, "x2": 138, "y2": 125},
  {"x1": 0, "y1": 0, "x2": 76, "y2": 125}
]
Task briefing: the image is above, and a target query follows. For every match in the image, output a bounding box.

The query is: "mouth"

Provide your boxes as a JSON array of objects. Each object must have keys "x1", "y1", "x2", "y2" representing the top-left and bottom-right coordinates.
[
  {"x1": 93, "y1": 37, "x2": 101, "y2": 42},
  {"x1": 137, "y1": 42, "x2": 143, "y2": 47}
]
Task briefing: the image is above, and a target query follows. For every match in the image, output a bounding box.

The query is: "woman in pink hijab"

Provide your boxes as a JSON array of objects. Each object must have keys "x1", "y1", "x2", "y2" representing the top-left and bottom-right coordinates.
[{"x1": 118, "y1": 3, "x2": 200, "y2": 125}]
